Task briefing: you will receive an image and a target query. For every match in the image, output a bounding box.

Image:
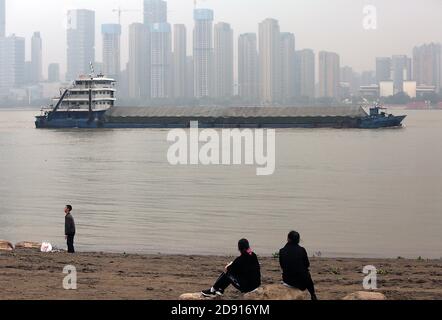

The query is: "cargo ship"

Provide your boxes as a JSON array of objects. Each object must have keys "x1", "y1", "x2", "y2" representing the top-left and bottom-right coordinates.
[{"x1": 35, "y1": 75, "x2": 406, "y2": 129}]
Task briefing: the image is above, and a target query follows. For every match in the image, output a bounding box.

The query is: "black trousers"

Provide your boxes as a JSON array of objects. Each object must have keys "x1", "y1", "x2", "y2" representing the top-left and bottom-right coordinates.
[
  {"x1": 213, "y1": 272, "x2": 244, "y2": 293},
  {"x1": 67, "y1": 234, "x2": 75, "y2": 253}
]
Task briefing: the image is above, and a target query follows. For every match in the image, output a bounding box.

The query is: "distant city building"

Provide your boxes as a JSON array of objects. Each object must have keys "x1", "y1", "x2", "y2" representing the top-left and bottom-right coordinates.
[
  {"x1": 144, "y1": 0, "x2": 167, "y2": 25},
  {"x1": 259, "y1": 18, "x2": 281, "y2": 104},
  {"x1": 280, "y1": 32, "x2": 296, "y2": 102},
  {"x1": 295, "y1": 49, "x2": 315, "y2": 99},
  {"x1": 173, "y1": 24, "x2": 187, "y2": 99},
  {"x1": 376, "y1": 57, "x2": 392, "y2": 83},
  {"x1": 193, "y1": 9, "x2": 214, "y2": 98},
  {"x1": 185, "y1": 56, "x2": 194, "y2": 99},
  {"x1": 318, "y1": 51, "x2": 340, "y2": 99},
  {"x1": 214, "y1": 22, "x2": 233, "y2": 99},
  {"x1": 379, "y1": 80, "x2": 394, "y2": 97},
  {"x1": 360, "y1": 70, "x2": 376, "y2": 86},
  {"x1": 128, "y1": 23, "x2": 150, "y2": 99},
  {"x1": 66, "y1": 9, "x2": 95, "y2": 81},
  {"x1": 150, "y1": 22, "x2": 172, "y2": 98},
  {"x1": 31, "y1": 32, "x2": 43, "y2": 83},
  {"x1": 413, "y1": 43, "x2": 441, "y2": 93},
  {"x1": 48, "y1": 63, "x2": 60, "y2": 82},
  {"x1": 0, "y1": 0, "x2": 5, "y2": 37},
  {"x1": 238, "y1": 33, "x2": 259, "y2": 102},
  {"x1": 101, "y1": 24, "x2": 121, "y2": 81},
  {"x1": 403, "y1": 80, "x2": 417, "y2": 98},
  {"x1": 24, "y1": 61, "x2": 32, "y2": 84},
  {"x1": 340, "y1": 66, "x2": 355, "y2": 97},
  {"x1": 391, "y1": 55, "x2": 411, "y2": 94},
  {"x1": 0, "y1": 35, "x2": 25, "y2": 93}
]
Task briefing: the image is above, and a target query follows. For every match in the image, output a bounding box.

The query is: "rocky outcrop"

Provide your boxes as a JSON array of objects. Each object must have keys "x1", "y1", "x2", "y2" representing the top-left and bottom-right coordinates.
[
  {"x1": 0, "y1": 240, "x2": 14, "y2": 251},
  {"x1": 15, "y1": 241, "x2": 42, "y2": 250},
  {"x1": 244, "y1": 284, "x2": 309, "y2": 300},
  {"x1": 179, "y1": 293, "x2": 222, "y2": 300},
  {"x1": 342, "y1": 291, "x2": 387, "y2": 300}
]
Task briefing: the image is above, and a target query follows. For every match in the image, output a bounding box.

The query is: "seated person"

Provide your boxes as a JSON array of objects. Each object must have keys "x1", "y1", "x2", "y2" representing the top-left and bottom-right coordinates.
[
  {"x1": 279, "y1": 231, "x2": 318, "y2": 300},
  {"x1": 202, "y1": 239, "x2": 261, "y2": 297}
]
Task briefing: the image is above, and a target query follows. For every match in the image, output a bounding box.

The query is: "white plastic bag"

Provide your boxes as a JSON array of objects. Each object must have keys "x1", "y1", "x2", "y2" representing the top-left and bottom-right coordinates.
[{"x1": 40, "y1": 242, "x2": 53, "y2": 253}]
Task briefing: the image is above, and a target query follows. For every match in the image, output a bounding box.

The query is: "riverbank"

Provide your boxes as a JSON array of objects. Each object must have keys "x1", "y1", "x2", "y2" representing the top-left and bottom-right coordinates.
[{"x1": 0, "y1": 250, "x2": 441, "y2": 300}]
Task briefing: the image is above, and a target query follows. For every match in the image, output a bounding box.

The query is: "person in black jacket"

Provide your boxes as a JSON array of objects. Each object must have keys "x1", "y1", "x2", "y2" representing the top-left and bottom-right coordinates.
[
  {"x1": 202, "y1": 239, "x2": 261, "y2": 297},
  {"x1": 64, "y1": 205, "x2": 76, "y2": 253},
  {"x1": 279, "y1": 231, "x2": 317, "y2": 300}
]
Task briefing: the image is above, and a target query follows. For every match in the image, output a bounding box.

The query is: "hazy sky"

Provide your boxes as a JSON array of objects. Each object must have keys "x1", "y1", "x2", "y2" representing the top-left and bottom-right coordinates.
[{"x1": 5, "y1": 0, "x2": 442, "y2": 78}]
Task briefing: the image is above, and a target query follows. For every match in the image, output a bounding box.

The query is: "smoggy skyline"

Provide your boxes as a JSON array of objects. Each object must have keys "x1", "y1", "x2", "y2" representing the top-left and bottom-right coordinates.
[{"x1": 5, "y1": 0, "x2": 442, "y2": 77}]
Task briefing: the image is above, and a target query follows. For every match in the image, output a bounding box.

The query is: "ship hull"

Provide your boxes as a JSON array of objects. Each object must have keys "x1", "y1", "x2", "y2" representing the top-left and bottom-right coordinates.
[{"x1": 35, "y1": 107, "x2": 406, "y2": 129}]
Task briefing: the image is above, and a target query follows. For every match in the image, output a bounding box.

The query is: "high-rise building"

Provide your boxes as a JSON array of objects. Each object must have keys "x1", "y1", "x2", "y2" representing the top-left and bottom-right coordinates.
[
  {"x1": 280, "y1": 32, "x2": 295, "y2": 102},
  {"x1": 259, "y1": 18, "x2": 281, "y2": 104},
  {"x1": 128, "y1": 23, "x2": 150, "y2": 99},
  {"x1": 31, "y1": 32, "x2": 43, "y2": 83},
  {"x1": 193, "y1": 9, "x2": 214, "y2": 98},
  {"x1": 0, "y1": 0, "x2": 5, "y2": 37},
  {"x1": 238, "y1": 33, "x2": 259, "y2": 102},
  {"x1": 150, "y1": 22, "x2": 172, "y2": 98},
  {"x1": 173, "y1": 24, "x2": 187, "y2": 99},
  {"x1": 392, "y1": 55, "x2": 411, "y2": 94},
  {"x1": 185, "y1": 56, "x2": 194, "y2": 99},
  {"x1": 101, "y1": 24, "x2": 121, "y2": 81},
  {"x1": 144, "y1": 0, "x2": 167, "y2": 25},
  {"x1": 0, "y1": 35, "x2": 25, "y2": 93},
  {"x1": 214, "y1": 22, "x2": 233, "y2": 99},
  {"x1": 376, "y1": 57, "x2": 392, "y2": 83},
  {"x1": 413, "y1": 43, "x2": 441, "y2": 93},
  {"x1": 66, "y1": 9, "x2": 95, "y2": 81},
  {"x1": 295, "y1": 49, "x2": 315, "y2": 99},
  {"x1": 318, "y1": 51, "x2": 340, "y2": 99},
  {"x1": 48, "y1": 63, "x2": 60, "y2": 82}
]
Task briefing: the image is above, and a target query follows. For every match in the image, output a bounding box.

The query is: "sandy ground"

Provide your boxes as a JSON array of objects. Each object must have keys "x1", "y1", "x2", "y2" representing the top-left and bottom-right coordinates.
[{"x1": 0, "y1": 250, "x2": 441, "y2": 300}]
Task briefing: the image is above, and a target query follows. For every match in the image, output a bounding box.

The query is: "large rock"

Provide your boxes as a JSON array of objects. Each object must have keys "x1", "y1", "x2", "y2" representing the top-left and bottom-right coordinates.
[
  {"x1": 0, "y1": 240, "x2": 14, "y2": 251},
  {"x1": 15, "y1": 241, "x2": 42, "y2": 250},
  {"x1": 179, "y1": 293, "x2": 222, "y2": 300},
  {"x1": 244, "y1": 284, "x2": 309, "y2": 300},
  {"x1": 343, "y1": 291, "x2": 387, "y2": 300}
]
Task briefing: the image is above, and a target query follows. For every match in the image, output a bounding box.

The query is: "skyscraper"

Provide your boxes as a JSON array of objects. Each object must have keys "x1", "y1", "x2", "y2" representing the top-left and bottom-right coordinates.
[
  {"x1": 185, "y1": 56, "x2": 194, "y2": 99},
  {"x1": 101, "y1": 24, "x2": 121, "y2": 81},
  {"x1": 392, "y1": 55, "x2": 411, "y2": 94},
  {"x1": 259, "y1": 18, "x2": 281, "y2": 104},
  {"x1": 238, "y1": 33, "x2": 259, "y2": 102},
  {"x1": 214, "y1": 22, "x2": 233, "y2": 99},
  {"x1": 376, "y1": 57, "x2": 392, "y2": 83},
  {"x1": 150, "y1": 22, "x2": 172, "y2": 98},
  {"x1": 193, "y1": 9, "x2": 214, "y2": 98},
  {"x1": 0, "y1": 35, "x2": 25, "y2": 93},
  {"x1": 296, "y1": 49, "x2": 315, "y2": 99},
  {"x1": 31, "y1": 32, "x2": 43, "y2": 83},
  {"x1": 48, "y1": 63, "x2": 60, "y2": 82},
  {"x1": 128, "y1": 23, "x2": 150, "y2": 99},
  {"x1": 318, "y1": 51, "x2": 340, "y2": 99},
  {"x1": 144, "y1": 0, "x2": 167, "y2": 25},
  {"x1": 173, "y1": 24, "x2": 187, "y2": 99},
  {"x1": 413, "y1": 43, "x2": 441, "y2": 93},
  {"x1": 66, "y1": 9, "x2": 95, "y2": 81},
  {"x1": 280, "y1": 32, "x2": 296, "y2": 102},
  {"x1": 0, "y1": 0, "x2": 5, "y2": 37}
]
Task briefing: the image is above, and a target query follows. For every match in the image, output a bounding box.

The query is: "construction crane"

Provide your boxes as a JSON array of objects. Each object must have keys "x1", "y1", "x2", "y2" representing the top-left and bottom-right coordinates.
[{"x1": 112, "y1": 7, "x2": 142, "y2": 25}]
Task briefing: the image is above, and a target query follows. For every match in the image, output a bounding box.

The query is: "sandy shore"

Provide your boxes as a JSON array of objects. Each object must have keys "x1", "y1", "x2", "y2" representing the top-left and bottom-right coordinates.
[{"x1": 0, "y1": 250, "x2": 441, "y2": 300}]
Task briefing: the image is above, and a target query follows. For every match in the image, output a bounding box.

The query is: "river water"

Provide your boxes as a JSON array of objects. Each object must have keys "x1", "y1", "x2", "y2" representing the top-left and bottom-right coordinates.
[{"x1": 0, "y1": 108, "x2": 441, "y2": 258}]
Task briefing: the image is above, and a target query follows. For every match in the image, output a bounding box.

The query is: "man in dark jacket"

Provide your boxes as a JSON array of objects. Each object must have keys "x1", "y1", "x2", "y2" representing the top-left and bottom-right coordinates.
[
  {"x1": 202, "y1": 239, "x2": 261, "y2": 297},
  {"x1": 279, "y1": 231, "x2": 317, "y2": 300},
  {"x1": 64, "y1": 205, "x2": 76, "y2": 253}
]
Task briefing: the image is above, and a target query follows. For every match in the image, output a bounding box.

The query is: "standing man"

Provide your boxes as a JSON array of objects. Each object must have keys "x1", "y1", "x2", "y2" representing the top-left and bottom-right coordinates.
[{"x1": 64, "y1": 205, "x2": 76, "y2": 253}]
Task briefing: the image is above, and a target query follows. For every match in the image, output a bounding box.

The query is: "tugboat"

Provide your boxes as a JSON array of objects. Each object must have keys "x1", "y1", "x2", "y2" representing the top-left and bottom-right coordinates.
[
  {"x1": 35, "y1": 69, "x2": 116, "y2": 129},
  {"x1": 359, "y1": 104, "x2": 407, "y2": 129}
]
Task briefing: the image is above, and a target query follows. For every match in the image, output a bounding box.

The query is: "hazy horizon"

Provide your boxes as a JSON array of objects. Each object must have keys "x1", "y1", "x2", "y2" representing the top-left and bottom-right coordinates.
[{"x1": 5, "y1": 0, "x2": 442, "y2": 78}]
